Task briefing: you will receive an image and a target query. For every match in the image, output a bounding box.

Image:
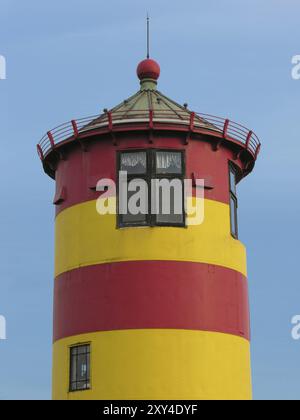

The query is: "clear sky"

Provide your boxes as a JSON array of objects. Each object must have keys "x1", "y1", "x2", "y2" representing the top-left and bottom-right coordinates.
[{"x1": 0, "y1": 0, "x2": 299, "y2": 400}]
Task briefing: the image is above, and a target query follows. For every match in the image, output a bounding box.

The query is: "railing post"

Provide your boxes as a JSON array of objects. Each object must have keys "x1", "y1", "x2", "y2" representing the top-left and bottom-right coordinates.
[
  {"x1": 107, "y1": 111, "x2": 117, "y2": 145},
  {"x1": 47, "y1": 131, "x2": 55, "y2": 149},
  {"x1": 37, "y1": 144, "x2": 44, "y2": 161},
  {"x1": 185, "y1": 112, "x2": 195, "y2": 145},
  {"x1": 255, "y1": 144, "x2": 261, "y2": 159},
  {"x1": 245, "y1": 130, "x2": 253, "y2": 150},
  {"x1": 223, "y1": 119, "x2": 230, "y2": 139},
  {"x1": 71, "y1": 120, "x2": 79, "y2": 138},
  {"x1": 189, "y1": 112, "x2": 195, "y2": 131},
  {"x1": 108, "y1": 111, "x2": 113, "y2": 131}
]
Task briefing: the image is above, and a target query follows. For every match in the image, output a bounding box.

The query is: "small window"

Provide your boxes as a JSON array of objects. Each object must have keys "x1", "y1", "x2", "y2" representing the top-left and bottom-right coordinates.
[
  {"x1": 69, "y1": 344, "x2": 90, "y2": 392},
  {"x1": 229, "y1": 164, "x2": 238, "y2": 238},
  {"x1": 229, "y1": 167, "x2": 236, "y2": 195},
  {"x1": 156, "y1": 151, "x2": 182, "y2": 174},
  {"x1": 118, "y1": 150, "x2": 185, "y2": 227},
  {"x1": 153, "y1": 152, "x2": 184, "y2": 225},
  {"x1": 120, "y1": 151, "x2": 147, "y2": 175},
  {"x1": 153, "y1": 179, "x2": 184, "y2": 225}
]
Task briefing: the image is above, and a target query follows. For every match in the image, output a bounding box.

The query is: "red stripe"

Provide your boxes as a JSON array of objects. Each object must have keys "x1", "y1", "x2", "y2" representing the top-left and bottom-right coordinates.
[
  {"x1": 53, "y1": 261, "x2": 250, "y2": 342},
  {"x1": 54, "y1": 137, "x2": 242, "y2": 215}
]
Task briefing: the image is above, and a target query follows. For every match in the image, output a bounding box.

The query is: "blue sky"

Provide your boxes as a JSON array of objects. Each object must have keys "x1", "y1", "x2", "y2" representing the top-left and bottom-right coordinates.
[{"x1": 0, "y1": 0, "x2": 299, "y2": 400}]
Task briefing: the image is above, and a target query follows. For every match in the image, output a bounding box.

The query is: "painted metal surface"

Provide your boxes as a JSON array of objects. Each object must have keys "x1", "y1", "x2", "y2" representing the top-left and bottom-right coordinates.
[
  {"x1": 54, "y1": 198, "x2": 247, "y2": 277},
  {"x1": 137, "y1": 58, "x2": 160, "y2": 80},
  {"x1": 53, "y1": 135, "x2": 243, "y2": 215},
  {"x1": 37, "y1": 58, "x2": 258, "y2": 400},
  {"x1": 54, "y1": 261, "x2": 250, "y2": 342},
  {"x1": 52, "y1": 330, "x2": 252, "y2": 400},
  {"x1": 37, "y1": 109, "x2": 260, "y2": 164},
  {"x1": 37, "y1": 60, "x2": 260, "y2": 176}
]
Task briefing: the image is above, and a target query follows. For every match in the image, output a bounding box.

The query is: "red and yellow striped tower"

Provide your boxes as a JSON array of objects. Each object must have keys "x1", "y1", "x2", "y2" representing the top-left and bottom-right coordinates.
[{"x1": 37, "y1": 58, "x2": 260, "y2": 400}]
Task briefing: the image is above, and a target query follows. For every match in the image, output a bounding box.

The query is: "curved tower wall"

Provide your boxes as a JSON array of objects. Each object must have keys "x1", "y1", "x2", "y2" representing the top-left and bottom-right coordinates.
[
  {"x1": 52, "y1": 133, "x2": 251, "y2": 400},
  {"x1": 37, "y1": 58, "x2": 260, "y2": 400}
]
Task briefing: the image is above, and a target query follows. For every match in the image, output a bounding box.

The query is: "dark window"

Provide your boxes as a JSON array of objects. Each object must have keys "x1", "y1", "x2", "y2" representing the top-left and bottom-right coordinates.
[
  {"x1": 69, "y1": 344, "x2": 90, "y2": 392},
  {"x1": 229, "y1": 163, "x2": 238, "y2": 238},
  {"x1": 156, "y1": 151, "x2": 182, "y2": 175},
  {"x1": 120, "y1": 151, "x2": 147, "y2": 175},
  {"x1": 118, "y1": 150, "x2": 185, "y2": 227}
]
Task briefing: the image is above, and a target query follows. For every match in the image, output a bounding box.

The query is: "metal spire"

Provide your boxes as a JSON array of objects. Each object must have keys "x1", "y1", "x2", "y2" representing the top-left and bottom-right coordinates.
[{"x1": 147, "y1": 13, "x2": 150, "y2": 59}]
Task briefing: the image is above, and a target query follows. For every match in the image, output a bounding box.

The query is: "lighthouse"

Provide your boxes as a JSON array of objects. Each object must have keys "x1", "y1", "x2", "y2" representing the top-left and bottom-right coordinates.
[{"x1": 37, "y1": 57, "x2": 260, "y2": 400}]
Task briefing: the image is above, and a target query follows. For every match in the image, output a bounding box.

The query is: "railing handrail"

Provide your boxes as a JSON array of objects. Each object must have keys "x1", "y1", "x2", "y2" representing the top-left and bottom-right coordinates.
[{"x1": 37, "y1": 110, "x2": 261, "y2": 160}]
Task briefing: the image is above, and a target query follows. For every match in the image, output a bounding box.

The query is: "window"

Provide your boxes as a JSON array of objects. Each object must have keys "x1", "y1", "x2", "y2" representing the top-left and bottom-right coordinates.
[
  {"x1": 119, "y1": 151, "x2": 148, "y2": 226},
  {"x1": 229, "y1": 163, "x2": 238, "y2": 238},
  {"x1": 69, "y1": 344, "x2": 90, "y2": 392},
  {"x1": 118, "y1": 150, "x2": 185, "y2": 227}
]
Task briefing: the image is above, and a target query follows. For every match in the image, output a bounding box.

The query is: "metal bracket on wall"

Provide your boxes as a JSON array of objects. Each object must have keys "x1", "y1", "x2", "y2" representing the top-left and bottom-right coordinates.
[
  {"x1": 53, "y1": 186, "x2": 67, "y2": 205},
  {"x1": 211, "y1": 138, "x2": 223, "y2": 151},
  {"x1": 233, "y1": 149, "x2": 244, "y2": 161},
  {"x1": 192, "y1": 172, "x2": 214, "y2": 189}
]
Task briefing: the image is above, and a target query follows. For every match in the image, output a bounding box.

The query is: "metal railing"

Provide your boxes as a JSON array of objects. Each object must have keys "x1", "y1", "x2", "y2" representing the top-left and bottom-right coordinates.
[{"x1": 37, "y1": 110, "x2": 261, "y2": 161}]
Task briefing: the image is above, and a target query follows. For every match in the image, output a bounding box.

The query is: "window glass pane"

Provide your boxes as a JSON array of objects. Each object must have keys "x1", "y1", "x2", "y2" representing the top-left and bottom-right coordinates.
[
  {"x1": 230, "y1": 167, "x2": 236, "y2": 195},
  {"x1": 119, "y1": 178, "x2": 148, "y2": 225},
  {"x1": 70, "y1": 345, "x2": 90, "y2": 392},
  {"x1": 86, "y1": 352, "x2": 90, "y2": 386},
  {"x1": 230, "y1": 196, "x2": 238, "y2": 238},
  {"x1": 120, "y1": 190, "x2": 148, "y2": 224},
  {"x1": 71, "y1": 347, "x2": 77, "y2": 357},
  {"x1": 77, "y1": 354, "x2": 87, "y2": 381},
  {"x1": 153, "y1": 179, "x2": 184, "y2": 224},
  {"x1": 76, "y1": 381, "x2": 88, "y2": 391},
  {"x1": 120, "y1": 152, "x2": 147, "y2": 175},
  {"x1": 156, "y1": 151, "x2": 182, "y2": 174},
  {"x1": 118, "y1": 150, "x2": 186, "y2": 228},
  {"x1": 71, "y1": 355, "x2": 77, "y2": 383},
  {"x1": 76, "y1": 345, "x2": 89, "y2": 355}
]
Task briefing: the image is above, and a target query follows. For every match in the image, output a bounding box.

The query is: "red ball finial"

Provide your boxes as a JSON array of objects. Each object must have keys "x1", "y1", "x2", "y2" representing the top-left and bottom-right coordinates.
[{"x1": 137, "y1": 58, "x2": 160, "y2": 81}]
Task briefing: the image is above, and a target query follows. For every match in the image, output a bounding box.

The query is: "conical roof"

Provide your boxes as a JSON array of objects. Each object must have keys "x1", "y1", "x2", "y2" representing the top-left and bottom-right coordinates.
[
  {"x1": 85, "y1": 58, "x2": 215, "y2": 130},
  {"x1": 37, "y1": 57, "x2": 261, "y2": 175}
]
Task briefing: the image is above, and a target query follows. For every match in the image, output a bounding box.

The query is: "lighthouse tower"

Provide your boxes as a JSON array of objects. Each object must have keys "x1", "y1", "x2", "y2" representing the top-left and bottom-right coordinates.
[{"x1": 37, "y1": 57, "x2": 260, "y2": 400}]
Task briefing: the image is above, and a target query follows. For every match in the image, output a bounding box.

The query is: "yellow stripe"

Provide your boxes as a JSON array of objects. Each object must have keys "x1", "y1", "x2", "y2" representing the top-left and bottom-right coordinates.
[
  {"x1": 52, "y1": 329, "x2": 252, "y2": 400},
  {"x1": 55, "y1": 197, "x2": 247, "y2": 277}
]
